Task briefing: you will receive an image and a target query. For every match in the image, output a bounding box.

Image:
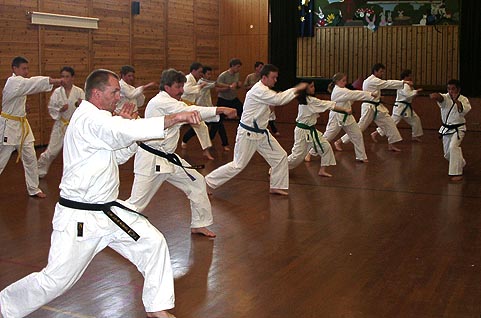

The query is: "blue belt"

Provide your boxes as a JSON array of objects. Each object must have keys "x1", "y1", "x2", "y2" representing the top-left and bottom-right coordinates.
[{"x1": 239, "y1": 120, "x2": 272, "y2": 149}]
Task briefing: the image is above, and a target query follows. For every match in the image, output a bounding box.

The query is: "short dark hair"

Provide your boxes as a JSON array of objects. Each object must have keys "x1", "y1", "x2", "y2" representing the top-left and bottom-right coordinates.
[
  {"x1": 190, "y1": 62, "x2": 203, "y2": 72},
  {"x1": 260, "y1": 64, "x2": 279, "y2": 78},
  {"x1": 61, "y1": 66, "x2": 75, "y2": 77},
  {"x1": 12, "y1": 56, "x2": 29, "y2": 68},
  {"x1": 120, "y1": 65, "x2": 135, "y2": 76},
  {"x1": 160, "y1": 68, "x2": 187, "y2": 91},
  {"x1": 447, "y1": 79, "x2": 461, "y2": 89},
  {"x1": 254, "y1": 61, "x2": 264, "y2": 68},
  {"x1": 85, "y1": 69, "x2": 119, "y2": 100},
  {"x1": 400, "y1": 69, "x2": 411, "y2": 80},
  {"x1": 229, "y1": 58, "x2": 242, "y2": 67},
  {"x1": 372, "y1": 63, "x2": 385, "y2": 74},
  {"x1": 202, "y1": 66, "x2": 212, "y2": 73}
]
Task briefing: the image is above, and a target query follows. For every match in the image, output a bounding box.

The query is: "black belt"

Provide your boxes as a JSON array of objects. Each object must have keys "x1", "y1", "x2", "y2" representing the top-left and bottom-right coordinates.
[
  {"x1": 439, "y1": 122, "x2": 465, "y2": 139},
  {"x1": 58, "y1": 197, "x2": 146, "y2": 241},
  {"x1": 363, "y1": 101, "x2": 381, "y2": 119},
  {"x1": 332, "y1": 109, "x2": 349, "y2": 123},
  {"x1": 239, "y1": 120, "x2": 272, "y2": 149},
  {"x1": 138, "y1": 142, "x2": 204, "y2": 181},
  {"x1": 394, "y1": 101, "x2": 412, "y2": 117}
]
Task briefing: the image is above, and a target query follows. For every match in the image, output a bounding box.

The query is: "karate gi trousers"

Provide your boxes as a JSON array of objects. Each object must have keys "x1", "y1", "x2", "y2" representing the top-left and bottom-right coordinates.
[{"x1": 205, "y1": 127, "x2": 288, "y2": 190}]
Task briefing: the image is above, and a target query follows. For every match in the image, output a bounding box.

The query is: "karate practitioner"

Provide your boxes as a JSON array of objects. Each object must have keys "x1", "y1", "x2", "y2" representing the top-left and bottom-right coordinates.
[
  {"x1": 0, "y1": 69, "x2": 201, "y2": 318},
  {"x1": 180, "y1": 62, "x2": 214, "y2": 160},
  {"x1": 205, "y1": 64, "x2": 308, "y2": 196},
  {"x1": 323, "y1": 72, "x2": 377, "y2": 163},
  {"x1": 243, "y1": 61, "x2": 264, "y2": 90},
  {"x1": 114, "y1": 65, "x2": 156, "y2": 115},
  {"x1": 430, "y1": 79, "x2": 471, "y2": 181},
  {"x1": 127, "y1": 68, "x2": 236, "y2": 238},
  {"x1": 0, "y1": 56, "x2": 63, "y2": 198},
  {"x1": 288, "y1": 80, "x2": 351, "y2": 177},
  {"x1": 37, "y1": 66, "x2": 85, "y2": 178},
  {"x1": 372, "y1": 69, "x2": 423, "y2": 142},
  {"x1": 338, "y1": 63, "x2": 410, "y2": 152},
  {"x1": 181, "y1": 66, "x2": 229, "y2": 158}
]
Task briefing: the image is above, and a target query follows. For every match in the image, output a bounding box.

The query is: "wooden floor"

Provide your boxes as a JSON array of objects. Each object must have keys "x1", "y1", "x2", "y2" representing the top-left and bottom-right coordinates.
[{"x1": 2, "y1": 121, "x2": 481, "y2": 318}]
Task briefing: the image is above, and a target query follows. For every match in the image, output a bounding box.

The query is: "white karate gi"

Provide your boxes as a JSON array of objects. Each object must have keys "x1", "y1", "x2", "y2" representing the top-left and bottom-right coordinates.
[
  {"x1": 37, "y1": 85, "x2": 85, "y2": 177},
  {"x1": 376, "y1": 83, "x2": 423, "y2": 138},
  {"x1": 340, "y1": 74, "x2": 404, "y2": 145},
  {"x1": 0, "y1": 100, "x2": 175, "y2": 317},
  {"x1": 127, "y1": 91, "x2": 217, "y2": 228},
  {"x1": 323, "y1": 85, "x2": 373, "y2": 161},
  {"x1": 436, "y1": 93, "x2": 471, "y2": 176},
  {"x1": 114, "y1": 78, "x2": 146, "y2": 114},
  {"x1": 181, "y1": 73, "x2": 212, "y2": 150},
  {"x1": 0, "y1": 74, "x2": 53, "y2": 195},
  {"x1": 288, "y1": 96, "x2": 336, "y2": 169},
  {"x1": 205, "y1": 81, "x2": 297, "y2": 190}
]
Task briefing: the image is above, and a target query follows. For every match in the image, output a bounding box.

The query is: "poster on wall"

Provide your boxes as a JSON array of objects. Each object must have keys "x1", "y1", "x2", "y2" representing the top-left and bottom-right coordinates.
[{"x1": 299, "y1": 0, "x2": 460, "y2": 35}]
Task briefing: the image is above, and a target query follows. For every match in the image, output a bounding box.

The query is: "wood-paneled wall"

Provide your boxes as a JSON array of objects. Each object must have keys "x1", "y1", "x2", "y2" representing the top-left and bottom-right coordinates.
[
  {"x1": 219, "y1": 0, "x2": 269, "y2": 101},
  {"x1": 0, "y1": 0, "x2": 222, "y2": 145},
  {"x1": 297, "y1": 25, "x2": 459, "y2": 87}
]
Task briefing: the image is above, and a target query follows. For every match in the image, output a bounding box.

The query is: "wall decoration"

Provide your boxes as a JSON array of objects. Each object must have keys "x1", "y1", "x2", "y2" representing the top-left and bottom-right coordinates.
[{"x1": 310, "y1": 0, "x2": 459, "y2": 30}]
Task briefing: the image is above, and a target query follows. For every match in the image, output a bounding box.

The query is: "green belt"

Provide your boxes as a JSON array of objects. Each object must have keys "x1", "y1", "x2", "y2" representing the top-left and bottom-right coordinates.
[{"x1": 296, "y1": 122, "x2": 323, "y2": 153}]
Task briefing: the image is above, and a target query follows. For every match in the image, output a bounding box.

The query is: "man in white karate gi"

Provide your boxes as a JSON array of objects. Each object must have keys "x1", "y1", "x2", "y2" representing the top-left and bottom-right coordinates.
[
  {"x1": 338, "y1": 63, "x2": 411, "y2": 152},
  {"x1": 37, "y1": 66, "x2": 85, "y2": 178},
  {"x1": 180, "y1": 62, "x2": 214, "y2": 160},
  {"x1": 0, "y1": 69, "x2": 201, "y2": 318},
  {"x1": 0, "y1": 56, "x2": 63, "y2": 198},
  {"x1": 205, "y1": 64, "x2": 308, "y2": 196},
  {"x1": 114, "y1": 65, "x2": 156, "y2": 115},
  {"x1": 127, "y1": 68, "x2": 236, "y2": 238},
  {"x1": 430, "y1": 79, "x2": 471, "y2": 181}
]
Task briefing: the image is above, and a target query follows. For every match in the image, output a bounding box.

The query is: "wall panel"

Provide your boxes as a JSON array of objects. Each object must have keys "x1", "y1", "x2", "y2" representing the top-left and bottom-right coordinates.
[
  {"x1": 0, "y1": 0, "x2": 222, "y2": 145},
  {"x1": 297, "y1": 26, "x2": 459, "y2": 87},
  {"x1": 219, "y1": 0, "x2": 268, "y2": 101}
]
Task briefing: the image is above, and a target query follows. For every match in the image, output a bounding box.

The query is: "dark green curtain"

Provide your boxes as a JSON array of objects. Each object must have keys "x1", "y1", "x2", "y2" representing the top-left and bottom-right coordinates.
[
  {"x1": 269, "y1": 0, "x2": 298, "y2": 90},
  {"x1": 459, "y1": 0, "x2": 481, "y2": 97}
]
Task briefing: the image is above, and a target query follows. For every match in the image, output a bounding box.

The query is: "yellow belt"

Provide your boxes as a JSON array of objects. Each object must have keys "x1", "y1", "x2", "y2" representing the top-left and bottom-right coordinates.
[
  {"x1": 1, "y1": 112, "x2": 30, "y2": 163},
  {"x1": 181, "y1": 98, "x2": 195, "y2": 106},
  {"x1": 60, "y1": 117, "x2": 70, "y2": 126}
]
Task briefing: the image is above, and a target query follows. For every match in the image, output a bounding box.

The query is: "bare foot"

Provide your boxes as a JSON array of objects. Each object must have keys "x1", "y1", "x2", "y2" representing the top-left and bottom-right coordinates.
[
  {"x1": 31, "y1": 191, "x2": 47, "y2": 198},
  {"x1": 181, "y1": 142, "x2": 187, "y2": 149},
  {"x1": 304, "y1": 153, "x2": 312, "y2": 162},
  {"x1": 274, "y1": 132, "x2": 281, "y2": 136},
  {"x1": 146, "y1": 310, "x2": 176, "y2": 318},
  {"x1": 450, "y1": 175, "x2": 463, "y2": 182},
  {"x1": 388, "y1": 144, "x2": 401, "y2": 152},
  {"x1": 318, "y1": 168, "x2": 333, "y2": 177},
  {"x1": 370, "y1": 131, "x2": 379, "y2": 143},
  {"x1": 412, "y1": 137, "x2": 422, "y2": 142},
  {"x1": 203, "y1": 148, "x2": 214, "y2": 160},
  {"x1": 191, "y1": 227, "x2": 216, "y2": 237},
  {"x1": 270, "y1": 188, "x2": 288, "y2": 196},
  {"x1": 223, "y1": 146, "x2": 231, "y2": 152},
  {"x1": 334, "y1": 139, "x2": 343, "y2": 151}
]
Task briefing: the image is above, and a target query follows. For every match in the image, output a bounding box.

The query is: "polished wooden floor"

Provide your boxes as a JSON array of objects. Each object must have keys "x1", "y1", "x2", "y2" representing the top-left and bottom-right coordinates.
[{"x1": 1, "y1": 121, "x2": 481, "y2": 318}]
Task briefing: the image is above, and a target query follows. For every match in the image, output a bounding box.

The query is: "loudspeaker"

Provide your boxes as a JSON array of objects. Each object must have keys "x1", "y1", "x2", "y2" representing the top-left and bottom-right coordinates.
[{"x1": 131, "y1": 1, "x2": 140, "y2": 15}]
